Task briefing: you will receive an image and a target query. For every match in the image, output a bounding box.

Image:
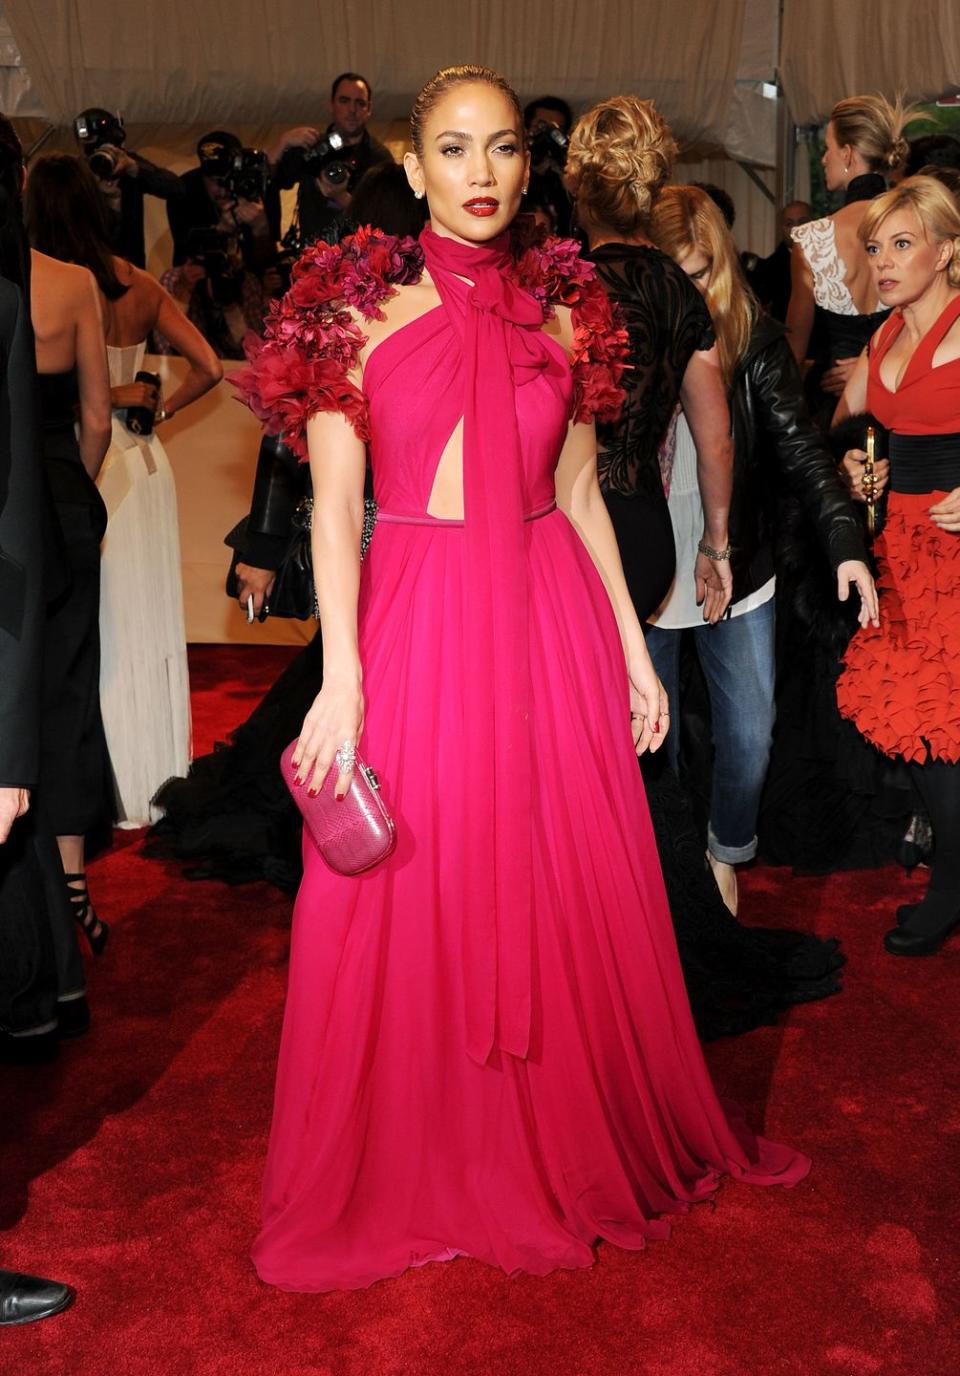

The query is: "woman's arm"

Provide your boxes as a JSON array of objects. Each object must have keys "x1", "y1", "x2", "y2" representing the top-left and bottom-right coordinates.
[
  {"x1": 749, "y1": 335, "x2": 878, "y2": 626},
  {"x1": 785, "y1": 238, "x2": 815, "y2": 365},
  {"x1": 152, "y1": 282, "x2": 223, "y2": 417},
  {"x1": 832, "y1": 348, "x2": 870, "y2": 426},
  {"x1": 678, "y1": 344, "x2": 734, "y2": 622},
  {"x1": 74, "y1": 271, "x2": 112, "y2": 480},
  {"x1": 291, "y1": 404, "x2": 368, "y2": 795},
  {"x1": 556, "y1": 419, "x2": 668, "y2": 754}
]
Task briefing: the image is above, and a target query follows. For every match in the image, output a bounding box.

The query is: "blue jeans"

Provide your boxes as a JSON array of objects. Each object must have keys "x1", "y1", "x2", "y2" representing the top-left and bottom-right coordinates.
[{"x1": 645, "y1": 597, "x2": 776, "y2": 863}]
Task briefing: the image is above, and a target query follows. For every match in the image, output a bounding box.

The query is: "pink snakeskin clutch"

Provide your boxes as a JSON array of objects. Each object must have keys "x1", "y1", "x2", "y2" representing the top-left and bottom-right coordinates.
[{"x1": 280, "y1": 740, "x2": 397, "y2": 876}]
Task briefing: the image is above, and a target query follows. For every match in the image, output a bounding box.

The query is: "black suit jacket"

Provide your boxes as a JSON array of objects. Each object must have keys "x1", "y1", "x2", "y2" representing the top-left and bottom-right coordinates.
[{"x1": 0, "y1": 278, "x2": 43, "y2": 789}]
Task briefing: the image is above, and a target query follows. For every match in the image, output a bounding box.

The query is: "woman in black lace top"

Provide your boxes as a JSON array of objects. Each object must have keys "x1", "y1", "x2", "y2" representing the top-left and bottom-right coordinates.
[
  {"x1": 566, "y1": 96, "x2": 845, "y2": 1034},
  {"x1": 567, "y1": 96, "x2": 733, "y2": 623}
]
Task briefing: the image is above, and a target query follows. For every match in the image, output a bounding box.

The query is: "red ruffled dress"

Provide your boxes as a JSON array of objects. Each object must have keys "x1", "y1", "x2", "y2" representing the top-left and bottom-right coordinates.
[{"x1": 837, "y1": 295, "x2": 960, "y2": 762}]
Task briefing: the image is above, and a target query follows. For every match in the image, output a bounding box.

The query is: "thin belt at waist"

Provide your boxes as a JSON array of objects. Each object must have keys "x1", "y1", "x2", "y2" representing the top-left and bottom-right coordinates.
[
  {"x1": 376, "y1": 499, "x2": 557, "y2": 528},
  {"x1": 889, "y1": 432, "x2": 960, "y2": 494}
]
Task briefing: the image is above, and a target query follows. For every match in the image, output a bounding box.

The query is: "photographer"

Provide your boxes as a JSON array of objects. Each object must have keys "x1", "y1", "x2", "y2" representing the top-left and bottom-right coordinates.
[
  {"x1": 74, "y1": 107, "x2": 183, "y2": 269},
  {"x1": 168, "y1": 130, "x2": 279, "y2": 272},
  {"x1": 523, "y1": 95, "x2": 574, "y2": 235},
  {"x1": 157, "y1": 225, "x2": 266, "y2": 360},
  {"x1": 269, "y1": 72, "x2": 393, "y2": 247}
]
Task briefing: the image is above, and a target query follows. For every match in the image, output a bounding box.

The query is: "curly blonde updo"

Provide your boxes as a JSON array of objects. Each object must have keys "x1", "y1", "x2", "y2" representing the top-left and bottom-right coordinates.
[
  {"x1": 567, "y1": 96, "x2": 678, "y2": 237},
  {"x1": 831, "y1": 93, "x2": 913, "y2": 174}
]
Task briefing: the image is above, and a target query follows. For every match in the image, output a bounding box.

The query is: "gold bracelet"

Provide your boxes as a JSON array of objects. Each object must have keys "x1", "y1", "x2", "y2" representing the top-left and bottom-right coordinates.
[{"x1": 698, "y1": 539, "x2": 732, "y2": 561}]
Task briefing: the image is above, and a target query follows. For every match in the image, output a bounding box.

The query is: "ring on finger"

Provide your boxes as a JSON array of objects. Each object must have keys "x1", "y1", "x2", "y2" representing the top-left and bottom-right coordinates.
[{"x1": 335, "y1": 738, "x2": 357, "y2": 772}]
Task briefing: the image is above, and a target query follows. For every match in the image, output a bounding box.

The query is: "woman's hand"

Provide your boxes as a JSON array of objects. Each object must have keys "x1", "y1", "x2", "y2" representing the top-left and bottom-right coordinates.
[
  {"x1": 292, "y1": 672, "x2": 365, "y2": 800},
  {"x1": 837, "y1": 560, "x2": 879, "y2": 628},
  {"x1": 821, "y1": 355, "x2": 859, "y2": 397},
  {"x1": 0, "y1": 786, "x2": 29, "y2": 844},
  {"x1": 628, "y1": 652, "x2": 669, "y2": 756},
  {"x1": 234, "y1": 562, "x2": 276, "y2": 618},
  {"x1": 111, "y1": 381, "x2": 160, "y2": 411},
  {"x1": 694, "y1": 549, "x2": 733, "y2": 625},
  {"x1": 841, "y1": 448, "x2": 889, "y2": 503},
  {"x1": 929, "y1": 487, "x2": 960, "y2": 534}
]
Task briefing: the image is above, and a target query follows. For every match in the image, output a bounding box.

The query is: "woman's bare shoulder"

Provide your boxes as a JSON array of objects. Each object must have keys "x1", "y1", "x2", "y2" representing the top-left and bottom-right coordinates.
[
  {"x1": 30, "y1": 248, "x2": 96, "y2": 298},
  {"x1": 358, "y1": 279, "x2": 440, "y2": 364}
]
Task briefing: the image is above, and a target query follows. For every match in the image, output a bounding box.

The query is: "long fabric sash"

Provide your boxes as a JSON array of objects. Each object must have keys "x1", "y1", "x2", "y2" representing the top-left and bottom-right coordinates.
[{"x1": 419, "y1": 227, "x2": 549, "y2": 1064}]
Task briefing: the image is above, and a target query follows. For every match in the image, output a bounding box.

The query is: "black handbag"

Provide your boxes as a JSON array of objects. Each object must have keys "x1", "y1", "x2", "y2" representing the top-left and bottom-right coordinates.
[
  {"x1": 225, "y1": 496, "x2": 317, "y2": 621},
  {"x1": 226, "y1": 496, "x2": 379, "y2": 621}
]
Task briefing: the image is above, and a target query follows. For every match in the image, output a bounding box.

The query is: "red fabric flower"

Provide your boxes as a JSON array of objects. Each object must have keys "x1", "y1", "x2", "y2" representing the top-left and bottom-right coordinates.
[{"x1": 232, "y1": 219, "x2": 626, "y2": 449}]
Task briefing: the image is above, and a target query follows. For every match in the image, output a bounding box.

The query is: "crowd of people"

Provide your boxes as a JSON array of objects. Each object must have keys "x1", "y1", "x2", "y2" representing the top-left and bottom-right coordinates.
[{"x1": 3, "y1": 61, "x2": 960, "y2": 1319}]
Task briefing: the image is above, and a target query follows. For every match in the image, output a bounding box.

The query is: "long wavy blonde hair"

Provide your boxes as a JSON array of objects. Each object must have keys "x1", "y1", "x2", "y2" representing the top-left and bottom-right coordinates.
[{"x1": 649, "y1": 184, "x2": 756, "y2": 386}]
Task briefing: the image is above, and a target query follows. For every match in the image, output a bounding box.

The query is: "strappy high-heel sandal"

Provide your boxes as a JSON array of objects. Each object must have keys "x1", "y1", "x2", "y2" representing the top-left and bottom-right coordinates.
[{"x1": 64, "y1": 872, "x2": 109, "y2": 956}]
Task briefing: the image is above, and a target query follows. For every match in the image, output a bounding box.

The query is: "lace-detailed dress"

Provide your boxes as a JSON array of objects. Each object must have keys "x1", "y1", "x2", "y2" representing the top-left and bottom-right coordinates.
[
  {"x1": 791, "y1": 211, "x2": 889, "y2": 429},
  {"x1": 97, "y1": 342, "x2": 191, "y2": 825},
  {"x1": 233, "y1": 224, "x2": 808, "y2": 1293}
]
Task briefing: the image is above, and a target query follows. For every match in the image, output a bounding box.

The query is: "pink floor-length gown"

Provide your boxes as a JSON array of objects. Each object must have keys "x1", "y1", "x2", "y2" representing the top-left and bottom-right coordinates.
[{"x1": 253, "y1": 228, "x2": 809, "y2": 1292}]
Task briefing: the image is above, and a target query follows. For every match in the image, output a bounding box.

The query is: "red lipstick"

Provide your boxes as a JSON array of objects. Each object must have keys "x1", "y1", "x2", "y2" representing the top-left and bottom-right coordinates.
[{"x1": 463, "y1": 197, "x2": 499, "y2": 217}]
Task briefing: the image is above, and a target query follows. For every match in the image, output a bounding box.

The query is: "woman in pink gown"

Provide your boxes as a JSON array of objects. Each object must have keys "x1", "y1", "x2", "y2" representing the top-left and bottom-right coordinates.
[{"x1": 236, "y1": 65, "x2": 809, "y2": 1294}]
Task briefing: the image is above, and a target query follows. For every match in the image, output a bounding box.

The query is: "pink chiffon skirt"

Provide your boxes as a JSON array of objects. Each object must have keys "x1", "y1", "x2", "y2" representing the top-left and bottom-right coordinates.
[{"x1": 253, "y1": 509, "x2": 809, "y2": 1292}]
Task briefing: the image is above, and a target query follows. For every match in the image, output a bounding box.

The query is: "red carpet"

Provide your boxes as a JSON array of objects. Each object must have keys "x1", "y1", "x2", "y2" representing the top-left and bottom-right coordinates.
[{"x1": 2, "y1": 645, "x2": 958, "y2": 1376}]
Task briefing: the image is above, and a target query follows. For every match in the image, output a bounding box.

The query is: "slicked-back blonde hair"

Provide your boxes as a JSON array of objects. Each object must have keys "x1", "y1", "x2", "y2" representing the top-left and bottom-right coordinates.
[
  {"x1": 566, "y1": 95, "x2": 677, "y2": 237},
  {"x1": 649, "y1": 184, "x2": 756, "y2": 386},
  {"x1": 830, "y1": 93, "x2": 913, "y2": 174},
  {"x1": 859, "y1": 174, "x2": 960, "y2": 287}
]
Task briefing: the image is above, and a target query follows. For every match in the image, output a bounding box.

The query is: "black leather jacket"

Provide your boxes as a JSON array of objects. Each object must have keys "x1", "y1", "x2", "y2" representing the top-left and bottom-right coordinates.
[
  {"x1": 728, "y1": 314, "x2": 866, "y2": 603},
  {"x1": 225, "y1": 435, "x2": 306, "y2": 571}
]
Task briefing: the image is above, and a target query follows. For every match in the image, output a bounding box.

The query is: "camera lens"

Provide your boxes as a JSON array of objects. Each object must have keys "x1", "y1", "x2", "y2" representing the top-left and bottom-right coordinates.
[{"x1": 88, "y1": 146, "x2": 119, "y2": 179}]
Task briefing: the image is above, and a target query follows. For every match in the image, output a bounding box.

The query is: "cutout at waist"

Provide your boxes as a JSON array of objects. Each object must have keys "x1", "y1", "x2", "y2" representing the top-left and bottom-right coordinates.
[{"x1": 376, "y1": 500, "x2": 557, "y2": 528}]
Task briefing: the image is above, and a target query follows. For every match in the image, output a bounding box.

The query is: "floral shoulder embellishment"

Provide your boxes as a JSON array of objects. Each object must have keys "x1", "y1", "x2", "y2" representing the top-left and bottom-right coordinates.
[
  {"x1": 509, "y1": 217, "x2": 629, "y2": 424},
  {"x1": 231, "y1": 228, "x2": 424, "y2": 460}
]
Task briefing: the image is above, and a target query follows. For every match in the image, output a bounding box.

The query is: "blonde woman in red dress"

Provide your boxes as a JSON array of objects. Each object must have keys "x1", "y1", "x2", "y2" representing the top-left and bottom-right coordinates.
[{"x1": 835, "y1": 175, "x2": 960, "y2": 954}]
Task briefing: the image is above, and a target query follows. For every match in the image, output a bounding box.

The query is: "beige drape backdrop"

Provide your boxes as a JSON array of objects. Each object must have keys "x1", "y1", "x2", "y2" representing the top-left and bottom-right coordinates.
[
  {"x1": 781, "y1": 0, "x2": 960, "y2": 125},
  {"x1": 5, "y1": 0, "x2": 747, "y2": 147}
]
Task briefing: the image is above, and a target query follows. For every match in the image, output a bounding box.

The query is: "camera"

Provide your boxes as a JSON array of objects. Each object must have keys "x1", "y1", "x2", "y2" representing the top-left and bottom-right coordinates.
[
  {"x1": 300, "y1": 130, "x2": 360, "y2": 190},
  {"x1": 75, "y1": 107, "x2": 126, "y2": 180},
  {"x1": 184, "y1": 227, "x2": 244, "y2": 306},
  {"x1": 529, "y1": 123, "x2": 569, "y2": 168},
  {"x1": 223, "y1": 148, "x2": 269, "y2": 203},
  {"x1": 197, "y1": 134, "x2": 268, "y2": 203}
]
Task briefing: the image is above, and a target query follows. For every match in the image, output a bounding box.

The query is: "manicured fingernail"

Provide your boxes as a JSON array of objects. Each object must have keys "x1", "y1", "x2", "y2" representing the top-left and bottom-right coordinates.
[
  {"x1": 307, "y1": 788, "x2": 318, "y2": 798},
  {"x1": 294, "y1": 776, "x2": 304, "y2": 787},
  {"x1": 654, "y1": 722, "x2": 660, "y2": 733},
  {"x1": 335, "y1": 792, "x2": 345, "y2": 802}
]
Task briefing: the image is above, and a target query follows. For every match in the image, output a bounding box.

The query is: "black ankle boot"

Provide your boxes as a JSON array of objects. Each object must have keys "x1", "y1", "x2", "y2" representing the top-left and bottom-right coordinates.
[{"x1": 885, "y1": 896, "x2": 960, "y2": 955}]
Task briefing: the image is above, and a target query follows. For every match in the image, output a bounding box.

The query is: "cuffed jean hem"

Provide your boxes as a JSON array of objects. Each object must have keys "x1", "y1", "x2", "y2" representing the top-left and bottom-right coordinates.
[{"x1": 707, "y1": 825, "x2": 758, "y2": 865}]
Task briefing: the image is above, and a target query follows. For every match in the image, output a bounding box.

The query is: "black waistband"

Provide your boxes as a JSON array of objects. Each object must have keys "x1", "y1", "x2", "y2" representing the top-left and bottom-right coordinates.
[{"x1": 889, "y1": 432, "x2": 960, "y2": 494}]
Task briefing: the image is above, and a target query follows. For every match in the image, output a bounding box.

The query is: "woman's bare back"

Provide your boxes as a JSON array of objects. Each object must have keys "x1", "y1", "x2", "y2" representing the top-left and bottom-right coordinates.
[
  {"x1": 30, "y1": 249, "x2": 100, "y2": 374},
  {"x1": 830, "y1": 201, "x2": 882, "y2": 315}
]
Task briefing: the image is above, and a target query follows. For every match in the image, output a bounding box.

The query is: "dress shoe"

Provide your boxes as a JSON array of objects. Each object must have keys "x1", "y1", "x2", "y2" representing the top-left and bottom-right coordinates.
[
  {"x1": 0, "y1": 1270, "x2": 74, "y2": 1326},
  {"x1": 884, "y1": 913, "x2": 960, "y2": 956},
  {"x1": 896, "y1": 903, "x2": 919, "y2": 927}
]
